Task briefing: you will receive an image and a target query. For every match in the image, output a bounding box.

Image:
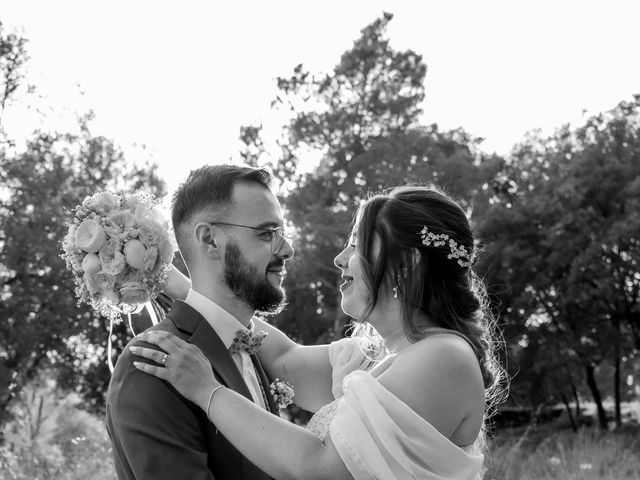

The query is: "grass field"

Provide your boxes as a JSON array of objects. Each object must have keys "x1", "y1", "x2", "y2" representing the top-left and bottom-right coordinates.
[
  {"x1": 1, "y1": 389, "x2": 639, "y2": 479},
  {"x1": 485, "y1": 424, "x2": 640, "y2": 480}
]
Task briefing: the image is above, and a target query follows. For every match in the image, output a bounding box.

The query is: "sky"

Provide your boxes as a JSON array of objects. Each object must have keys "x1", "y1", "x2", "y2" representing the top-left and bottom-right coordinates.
[{"x1": 2, "y1": 0, "x2": 640, "y2": 200}]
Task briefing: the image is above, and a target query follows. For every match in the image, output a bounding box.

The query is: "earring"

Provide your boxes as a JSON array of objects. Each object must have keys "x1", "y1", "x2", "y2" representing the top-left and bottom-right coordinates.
[{"x1": 393, "y1": 273, "x2": 400, "y2": 299}]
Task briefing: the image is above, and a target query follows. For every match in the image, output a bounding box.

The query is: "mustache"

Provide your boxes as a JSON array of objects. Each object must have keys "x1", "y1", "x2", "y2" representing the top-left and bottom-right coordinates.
[{"x1": 267, "y1": 259, "x2": 285, "y2": 270}]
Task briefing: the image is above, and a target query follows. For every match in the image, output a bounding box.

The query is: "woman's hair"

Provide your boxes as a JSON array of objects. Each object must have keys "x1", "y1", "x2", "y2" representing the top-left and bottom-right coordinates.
[{"x1": 351, "y1": 184, "x2": 506, "y2": 420}]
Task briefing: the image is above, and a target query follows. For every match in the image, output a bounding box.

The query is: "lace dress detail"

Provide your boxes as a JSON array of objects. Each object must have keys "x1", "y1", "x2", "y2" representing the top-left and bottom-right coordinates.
[
  {"x1": 306, "y1": 337, "x2": 372, "y2": 441},
  {"x1": 306, "y1": 399, "x2": 340, "y2": 441}
]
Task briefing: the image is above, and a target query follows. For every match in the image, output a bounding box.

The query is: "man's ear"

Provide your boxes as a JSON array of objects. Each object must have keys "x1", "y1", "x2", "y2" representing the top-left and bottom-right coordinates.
[{"x1": 194, "y1": 222, "x2": 223, "y2": 259}]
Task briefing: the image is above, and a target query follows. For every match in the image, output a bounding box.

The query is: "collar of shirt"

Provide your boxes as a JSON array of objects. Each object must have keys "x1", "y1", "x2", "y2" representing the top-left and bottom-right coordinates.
[{"x1": 184, "y1": 289, "x2": 255, "y2": 349}]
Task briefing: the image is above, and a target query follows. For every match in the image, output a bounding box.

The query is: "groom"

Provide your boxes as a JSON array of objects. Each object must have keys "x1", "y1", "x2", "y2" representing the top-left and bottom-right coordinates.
[{"x1": 106, "y1": 164, "x2": 294, "y2": 479}]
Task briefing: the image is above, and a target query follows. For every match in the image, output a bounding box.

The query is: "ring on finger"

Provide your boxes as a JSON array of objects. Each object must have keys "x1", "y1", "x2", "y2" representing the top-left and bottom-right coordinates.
[{"x1": 161, "y1": 353, "x2": 168, "y2": 367}]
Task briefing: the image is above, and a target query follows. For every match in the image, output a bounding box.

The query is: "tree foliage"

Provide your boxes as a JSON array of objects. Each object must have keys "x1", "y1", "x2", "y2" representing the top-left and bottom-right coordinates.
[
  {"x1": 0, "y1": 24, "x2": 166, "y2": 427},
  {"x1": 479, "y1": 96, "x2": 640, "y2": 427},
  {"x1": 241, "y1": 13, "x2": 639, "y2": 429},
  {"x1": 241, "y1": 13, "x2": 501, "y2": 342},
  {"x1": 0, "y1": 21, "x2": 29, "y2": 144},
  {"x1": 2, "y1": 11, "x2": 638, "y2": 435}
]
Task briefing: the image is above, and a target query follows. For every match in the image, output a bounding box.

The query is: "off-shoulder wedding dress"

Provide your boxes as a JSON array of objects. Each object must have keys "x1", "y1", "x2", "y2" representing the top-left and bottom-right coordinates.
[{"x1": 306, "y1": 337, "x2": 484, "y2": 480}]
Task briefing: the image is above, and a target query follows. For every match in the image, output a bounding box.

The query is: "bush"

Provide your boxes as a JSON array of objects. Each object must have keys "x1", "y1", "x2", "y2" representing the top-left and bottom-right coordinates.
[{"x1": 0, "y1": 375, "x2": 115, "y2": 480}]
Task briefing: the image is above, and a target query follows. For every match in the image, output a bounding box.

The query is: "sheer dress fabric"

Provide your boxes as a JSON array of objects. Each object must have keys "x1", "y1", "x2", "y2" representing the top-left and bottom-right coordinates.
[{"x1": 306, "y1": 338, "x2": 484, "y2": 480}]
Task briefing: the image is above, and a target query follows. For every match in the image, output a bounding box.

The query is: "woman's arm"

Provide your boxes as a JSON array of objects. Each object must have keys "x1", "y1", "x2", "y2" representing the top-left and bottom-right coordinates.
[
  {"x1": 162, "y1": 264, "x2": 190, "y2": 301},
  {"x1": 131, "y1": 331, "x2": 351, "y2": 480},
  {"x1": 253, "y1": 318, "x2": 333, "y2": 412}
]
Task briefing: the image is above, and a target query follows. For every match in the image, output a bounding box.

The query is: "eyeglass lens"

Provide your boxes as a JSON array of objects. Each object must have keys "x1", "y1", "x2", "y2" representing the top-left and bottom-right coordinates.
[{"x1": 272, "y1": 228, "x2": 285, "y2": 254}]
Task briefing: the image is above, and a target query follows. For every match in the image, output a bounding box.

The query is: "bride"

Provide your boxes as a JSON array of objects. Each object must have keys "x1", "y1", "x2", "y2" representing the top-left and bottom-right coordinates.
[{"x1": 132, "y1": 185, "x2": 505, "y2": 479}]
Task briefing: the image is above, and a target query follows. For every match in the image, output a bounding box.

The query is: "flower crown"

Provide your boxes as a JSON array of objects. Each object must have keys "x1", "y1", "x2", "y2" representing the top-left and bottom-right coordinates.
[{"x1": 419, "y1": 226, "x2": 472, "y2": 268}]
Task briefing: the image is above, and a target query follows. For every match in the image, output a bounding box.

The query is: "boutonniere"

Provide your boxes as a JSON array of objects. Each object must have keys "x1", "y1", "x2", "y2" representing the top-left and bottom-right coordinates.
[{"x1": 269, "y1": 378, "x2": 295, "y2": 409}]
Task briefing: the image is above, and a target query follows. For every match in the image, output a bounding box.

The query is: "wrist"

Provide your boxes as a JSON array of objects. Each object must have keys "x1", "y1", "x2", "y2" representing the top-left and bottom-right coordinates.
[
  {"x1": 163, "y1": 265, "x2": 190, "y2": 300},
  {"x1": 202, "y1": 383, "x2": 224, "y2": 416}
]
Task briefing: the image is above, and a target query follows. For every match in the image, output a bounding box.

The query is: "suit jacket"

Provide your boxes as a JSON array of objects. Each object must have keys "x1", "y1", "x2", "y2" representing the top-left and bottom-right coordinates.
[{"x1": 106, "y1": 300, "x2": 278, "y2": 480}]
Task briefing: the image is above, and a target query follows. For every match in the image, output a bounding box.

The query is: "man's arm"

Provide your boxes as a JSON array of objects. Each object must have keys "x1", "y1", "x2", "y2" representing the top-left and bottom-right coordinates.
[{"x1": 107, "y1": 348, "x2": 214, "y2": 480}]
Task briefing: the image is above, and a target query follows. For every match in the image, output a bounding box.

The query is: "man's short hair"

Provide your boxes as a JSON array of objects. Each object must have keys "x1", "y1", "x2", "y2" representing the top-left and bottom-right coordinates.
[{"x1": 171, "y1": 164, "x2": 274, "y2": 266}]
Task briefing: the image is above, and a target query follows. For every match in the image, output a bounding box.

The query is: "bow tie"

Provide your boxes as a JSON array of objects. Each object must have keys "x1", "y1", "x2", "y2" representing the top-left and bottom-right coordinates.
[{"x1": 229, "y1": 329, "x2": 268, "y2": 355}]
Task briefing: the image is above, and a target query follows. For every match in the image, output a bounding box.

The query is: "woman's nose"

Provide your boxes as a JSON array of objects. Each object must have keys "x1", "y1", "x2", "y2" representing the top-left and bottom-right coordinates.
[{"x1": 334, "y1": 246, "x2": 347, "y2": 269}]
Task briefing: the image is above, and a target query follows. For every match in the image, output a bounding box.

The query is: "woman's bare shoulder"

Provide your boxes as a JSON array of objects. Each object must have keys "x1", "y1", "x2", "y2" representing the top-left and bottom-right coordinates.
[{"x1": 377, "y1": 333, "x2": 485, "y2": 439}]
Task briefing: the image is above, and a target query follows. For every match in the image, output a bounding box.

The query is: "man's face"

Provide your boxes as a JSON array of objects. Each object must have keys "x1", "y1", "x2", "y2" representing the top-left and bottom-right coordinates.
[
  {"x1": 220, "y1": 182, "x2": 294, "y2": 314},
  {"x1": 224, "y1": 240, "x2": 286, "y2": 314}
]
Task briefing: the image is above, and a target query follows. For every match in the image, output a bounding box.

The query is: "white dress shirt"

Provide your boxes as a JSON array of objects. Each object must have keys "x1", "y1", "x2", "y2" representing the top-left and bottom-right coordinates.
[{"x1": 185, "y1": 289, "x2": 266, "y2": 409}]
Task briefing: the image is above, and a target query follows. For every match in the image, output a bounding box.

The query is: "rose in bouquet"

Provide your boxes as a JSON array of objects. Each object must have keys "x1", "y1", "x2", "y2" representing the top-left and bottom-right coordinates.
[{"x1": 61, "y1": 191, "x2": 175, "y2": 323}]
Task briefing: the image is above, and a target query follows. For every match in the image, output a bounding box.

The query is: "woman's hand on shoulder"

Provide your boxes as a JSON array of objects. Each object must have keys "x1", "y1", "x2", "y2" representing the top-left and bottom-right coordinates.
[
  {"x1": 377, "y1": 335, "x2": 485, "y2": 441},
  {"x1": 131, "y1": 330, "x2": 216, "y2": 411}
]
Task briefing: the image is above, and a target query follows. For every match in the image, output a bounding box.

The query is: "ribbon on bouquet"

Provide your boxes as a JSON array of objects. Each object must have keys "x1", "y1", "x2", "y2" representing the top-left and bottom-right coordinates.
[
  {"x1": 106, "y1": 300, "x2": 163, "y2": 373},
  {"x1": 106, "y1": 302, "x2": 157, "y2": 373}
]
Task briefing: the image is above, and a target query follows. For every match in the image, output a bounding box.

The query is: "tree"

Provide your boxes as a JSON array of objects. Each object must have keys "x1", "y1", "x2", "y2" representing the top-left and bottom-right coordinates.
[
  {"x1": 0, "y1": 21, "x2": 29, "y2": 145},
  {"x1": 0, "y1": 121, "x2": 167, "y2": 426},
  {"x1": 478, "y1": 96, "x2": 640, "y2": 428},
  {"x1": 240, "y1": 13, "x2": 501, "y2": 344},
  {"x1": 0, "y1": 21, "x2": 167, "y2": 428}
]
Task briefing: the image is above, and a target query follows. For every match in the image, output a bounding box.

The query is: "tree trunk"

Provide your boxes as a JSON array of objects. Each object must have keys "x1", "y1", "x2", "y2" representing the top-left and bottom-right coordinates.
[
  {"x1": 614, "y1": 319, "x2": 622, "y2": 428},
  {"x1": 614, "y1": 354, "x2": 622, "y2": 428},
  {"x1": 585, "y1": 363, "x2": 607, "y2": 428},
  {"x1": 560, "y1": 391, "x2": 577, "y2": 432},
  {"x1": 569, "y1": 373, "x2": 581, "y2": 421}
]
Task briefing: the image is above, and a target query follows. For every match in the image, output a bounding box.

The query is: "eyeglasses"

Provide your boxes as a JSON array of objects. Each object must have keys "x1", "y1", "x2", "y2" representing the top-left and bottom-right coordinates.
[{"x1": 207, "y1": 221, "x2": 295, "y2": 254}]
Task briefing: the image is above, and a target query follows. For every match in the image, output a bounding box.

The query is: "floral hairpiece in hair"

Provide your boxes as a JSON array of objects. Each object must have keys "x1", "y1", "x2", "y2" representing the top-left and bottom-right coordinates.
[{"x1": 419, "y1": 226, "x2": 472, "y2": 268}]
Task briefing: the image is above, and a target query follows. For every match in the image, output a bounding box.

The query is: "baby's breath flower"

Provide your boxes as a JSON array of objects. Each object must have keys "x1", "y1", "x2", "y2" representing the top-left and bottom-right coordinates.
[
  {"x1": 419, "y1": 226, "x2": 472, "y2": 268},
  {"x1": 269, "y1": 378, "x2": 295, "y2": 409}
]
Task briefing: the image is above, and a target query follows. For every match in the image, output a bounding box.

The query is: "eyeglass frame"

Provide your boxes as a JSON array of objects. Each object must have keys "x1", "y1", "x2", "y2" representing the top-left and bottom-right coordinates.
[{"x1": 205, "y1": 221, "x2": 295, "y2": 254}]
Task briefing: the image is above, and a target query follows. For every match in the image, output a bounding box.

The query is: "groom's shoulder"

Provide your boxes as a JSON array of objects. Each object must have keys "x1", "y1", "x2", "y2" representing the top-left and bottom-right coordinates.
[{"x1": 107, "y1": 319, "x2": 183, "y2": 396}]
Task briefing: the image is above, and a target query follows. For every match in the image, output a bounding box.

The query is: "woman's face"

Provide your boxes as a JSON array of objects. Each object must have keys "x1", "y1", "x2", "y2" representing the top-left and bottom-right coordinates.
[{"x1": 334, "y1": 230, "x2": 375, "y2": 320}]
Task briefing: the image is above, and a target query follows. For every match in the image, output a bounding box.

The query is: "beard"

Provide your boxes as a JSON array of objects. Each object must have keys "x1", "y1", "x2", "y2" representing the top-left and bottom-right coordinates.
[{"x1": 223, "y1": 242, "x2": 287, "y2": 315}]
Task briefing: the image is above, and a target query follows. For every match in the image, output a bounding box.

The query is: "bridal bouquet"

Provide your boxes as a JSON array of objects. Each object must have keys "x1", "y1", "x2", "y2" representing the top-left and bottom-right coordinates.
[{"x1": 61, "y1": 191, "x2": 174, "y2": 322}]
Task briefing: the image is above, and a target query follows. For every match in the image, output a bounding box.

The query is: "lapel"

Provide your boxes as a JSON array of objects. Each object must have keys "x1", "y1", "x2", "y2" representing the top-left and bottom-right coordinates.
[
  {"x1": 250, "y1": 354, "x2": 279, "y2": 414},
  {"x1": 167, "y1": 300, "x2": 253, "y2": 402}
]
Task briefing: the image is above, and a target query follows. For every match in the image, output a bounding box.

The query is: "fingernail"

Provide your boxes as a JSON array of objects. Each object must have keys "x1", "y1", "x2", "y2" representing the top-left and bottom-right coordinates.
[{"x1": 133, "y1": 361, "x2": 141, "y2": 367}]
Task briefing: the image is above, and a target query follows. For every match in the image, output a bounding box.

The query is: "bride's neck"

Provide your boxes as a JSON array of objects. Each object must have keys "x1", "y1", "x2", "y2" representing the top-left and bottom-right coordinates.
[
  {"x1": 383, "y1": 333, "x2": 411, "y2": 353},
  {"x1": 378, "y1": 320, "x2": 409, "y2": 353},
  {"x1": 380, "y1": 310, "x2": 435, "y2": 353}
]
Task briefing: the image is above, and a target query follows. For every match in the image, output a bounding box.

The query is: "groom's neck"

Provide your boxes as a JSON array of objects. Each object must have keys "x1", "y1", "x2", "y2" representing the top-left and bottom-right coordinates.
[{"x1": 190, "y1": 278, "x2": 254, "y2": 327}]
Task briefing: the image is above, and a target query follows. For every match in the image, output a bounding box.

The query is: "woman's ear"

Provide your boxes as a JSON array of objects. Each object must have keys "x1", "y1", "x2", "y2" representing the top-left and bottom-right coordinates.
[
  {"x1": 402, "y1": 248, "x2": 422, "y2": 278},
  {"x1": 411, "y1": 248, "x2": 422, "y2": 267}
]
